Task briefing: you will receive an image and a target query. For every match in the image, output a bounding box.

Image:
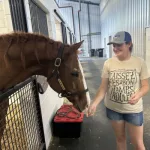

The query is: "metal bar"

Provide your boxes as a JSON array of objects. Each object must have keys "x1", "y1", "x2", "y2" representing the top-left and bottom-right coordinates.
[
  {"x1": 15, "y1": 0, "x2": 22, "y2": 30},
  {"x1": 65, "y1": 0, "x2": 99, "y2": 6},
  {"x1": 67, "y1": 27, "x2": 71, "y2": 32},
  {"x1": 54, "y1": 9, "x2": 65, "y2": 23},
  {"x1": 8, "y1": 0, "x2": 28, "y2": 32},
  {"x1": 61, "y1": 22, "x2": 67, "y2": 44},
  {"x1": 82, "y1": 32, "x2": 101, "y2": 36},
  {"x1": 8, "y1": 0, "x2": 18, "y2": 30},
  {"x1": 78, "y1": 0, "x2": 81, "y2": 41},
  {"x1": 33, "y1": 79, "x2": 46, "y2": 150},
  {"x1": 69, "y1": 32, "x2": 72, "y2": 44},
  {"x1": 79, "y1": 0, "x2": 81, "y2": 10},
  {"x1": 0, "y1": 77, "x2": 36, "y2": 101},
  {"x1": 87, "y1": 3, "x2": 91, "y2": 52},
  {"x1": 21, "y1": 0, "x2": 28, "y2": 32},
  {"x1": 78, "y1": 11, "x2": 81, "y2": 41}
]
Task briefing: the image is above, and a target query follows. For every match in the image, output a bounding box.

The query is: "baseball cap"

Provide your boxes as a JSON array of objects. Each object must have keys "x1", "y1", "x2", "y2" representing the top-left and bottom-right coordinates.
[{"x1": 107, "y1": 31, "x2": 132, "y2": 45}]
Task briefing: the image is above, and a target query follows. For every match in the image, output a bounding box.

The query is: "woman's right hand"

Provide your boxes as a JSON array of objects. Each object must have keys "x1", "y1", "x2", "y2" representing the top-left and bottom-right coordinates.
[{"x1": 87, "y1": 102, "x2": 97, "y2": 117}]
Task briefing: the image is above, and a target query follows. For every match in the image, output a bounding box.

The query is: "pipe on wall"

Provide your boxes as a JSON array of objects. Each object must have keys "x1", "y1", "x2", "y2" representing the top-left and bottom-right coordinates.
[
  {"x1": 78, "y1": 0, "x2": 81, "y2": 41},
  {"x1": 66, "y1": 0, "x2": 99, "y2": 6},
  {"x1": 87, "y1": 3, "x2": 91, "y2": 53},
  {"x1": 54, "y1": 9, "x2": 65, "y2": 23}
]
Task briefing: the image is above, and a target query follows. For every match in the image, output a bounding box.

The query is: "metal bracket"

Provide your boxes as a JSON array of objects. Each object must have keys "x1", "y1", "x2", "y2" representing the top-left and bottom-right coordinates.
[
  {"x1": 54, "y1": 58, "x2": 61, "y2": 67},
  {"x1": 37, "y1": 82, "x2": 44, "y2": 94}
]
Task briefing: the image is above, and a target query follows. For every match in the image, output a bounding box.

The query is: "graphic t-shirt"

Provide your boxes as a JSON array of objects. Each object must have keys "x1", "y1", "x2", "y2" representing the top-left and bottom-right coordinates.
[{"x1": 101, "y1": 56, "x2": 149, "y2": 113}]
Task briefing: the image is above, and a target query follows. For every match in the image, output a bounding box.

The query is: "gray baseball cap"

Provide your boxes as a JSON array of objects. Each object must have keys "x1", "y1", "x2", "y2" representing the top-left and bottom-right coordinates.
[{"x1": 107, "y1": 31, "x2": 132, "y2": 45}]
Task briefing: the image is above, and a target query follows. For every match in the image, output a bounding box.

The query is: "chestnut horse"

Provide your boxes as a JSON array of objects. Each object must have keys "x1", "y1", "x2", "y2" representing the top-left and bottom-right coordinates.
[{"x1": 0, "y1": 32, "x2": 89, "y2": 148}]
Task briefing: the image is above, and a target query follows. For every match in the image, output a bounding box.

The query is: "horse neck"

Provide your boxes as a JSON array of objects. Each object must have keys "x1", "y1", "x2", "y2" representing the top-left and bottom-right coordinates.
[
  {"x1": 21, "y1": 39, "x2": 63, "y2": 77},
  {"x1": 24, "y1": 39, "x2": 60, "y2": 69},
  {"x1": 0, "y1": 39, "x2": 60, "y2": 90}
]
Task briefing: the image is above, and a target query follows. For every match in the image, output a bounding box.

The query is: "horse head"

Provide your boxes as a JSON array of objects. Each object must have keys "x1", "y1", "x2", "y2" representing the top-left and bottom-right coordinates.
[
  {"x1": 46, "y1": 41, "x2": 89, "y2": 112},
  {"x1": 0, "y1": 32, "x2": 89, "y2": 112}
]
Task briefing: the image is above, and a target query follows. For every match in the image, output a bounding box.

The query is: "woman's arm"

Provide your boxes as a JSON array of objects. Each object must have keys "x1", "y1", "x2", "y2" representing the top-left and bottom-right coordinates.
[{"x1": 87, "y1": 77, "x2": 108, "y2": 116}]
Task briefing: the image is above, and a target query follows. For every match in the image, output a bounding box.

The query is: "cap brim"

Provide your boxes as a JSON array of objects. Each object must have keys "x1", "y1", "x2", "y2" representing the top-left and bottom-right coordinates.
[{"x1": 107, "y1": 41, "x2": 125, "y2": 45}]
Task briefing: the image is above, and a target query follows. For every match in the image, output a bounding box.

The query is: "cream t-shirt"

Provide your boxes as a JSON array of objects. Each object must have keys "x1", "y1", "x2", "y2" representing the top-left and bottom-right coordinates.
[{"x1": 101, "y1": 56, "x2": 149, "y2": 113}]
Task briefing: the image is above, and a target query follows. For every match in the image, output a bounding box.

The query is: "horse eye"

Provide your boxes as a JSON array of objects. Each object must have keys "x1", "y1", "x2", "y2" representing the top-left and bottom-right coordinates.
[{"x1": 71, "y1": 71, "x2": 79, "y2": 77}]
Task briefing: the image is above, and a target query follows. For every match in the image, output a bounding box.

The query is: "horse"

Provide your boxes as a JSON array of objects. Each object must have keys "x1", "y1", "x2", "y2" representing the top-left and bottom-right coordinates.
[{"x1": 0, "y1": 32, "x2": 89, "y2": 148}]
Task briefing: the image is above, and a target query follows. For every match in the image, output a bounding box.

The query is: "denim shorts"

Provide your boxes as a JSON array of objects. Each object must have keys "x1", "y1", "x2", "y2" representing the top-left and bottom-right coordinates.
[{"x1": 106, "y1": 107, "x2": 143, "y2": 126}]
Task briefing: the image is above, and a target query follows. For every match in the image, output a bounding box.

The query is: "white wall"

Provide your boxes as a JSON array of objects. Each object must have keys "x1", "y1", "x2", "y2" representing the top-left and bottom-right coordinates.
[
  {"x1": 0, "y1": 0, "x2": 13, "y2": 33},
  {"x1": 39, "y1": 86, "x2": 63, "y2": 148},
  {"x1": 55, "y1": 18, "x2": 63, "y2": 42},
  {"x1": 100, "y1": 0, "x2": 150, "y2": 59}
]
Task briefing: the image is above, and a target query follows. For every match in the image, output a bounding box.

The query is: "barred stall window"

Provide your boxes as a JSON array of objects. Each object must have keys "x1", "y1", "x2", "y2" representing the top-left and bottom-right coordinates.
[
  {"x1": 9, "y1": 0, "x2": 28, "y2": 32},
  {"x1": 29, "y1": 0, "x2": 49, "y2": 36}
]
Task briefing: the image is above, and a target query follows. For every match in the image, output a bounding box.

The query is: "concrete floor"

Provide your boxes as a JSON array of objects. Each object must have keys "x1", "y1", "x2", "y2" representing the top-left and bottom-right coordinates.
[{"x1": 49, "y1": 57, "x2": 150, "y2": 150}]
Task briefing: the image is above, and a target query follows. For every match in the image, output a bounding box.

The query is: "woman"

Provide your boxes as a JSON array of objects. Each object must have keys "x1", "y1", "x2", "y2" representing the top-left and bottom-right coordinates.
[{"x1": 88, "y1": 31, "x2": 149, "y2": 150}]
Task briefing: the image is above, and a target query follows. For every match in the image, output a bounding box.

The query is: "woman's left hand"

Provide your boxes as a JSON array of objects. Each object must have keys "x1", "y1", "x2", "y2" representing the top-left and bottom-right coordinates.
[
  {"x1": 128, "y1": 92, "x2": 142, "y2": 105},
  {"x1": 129, "y1": 79, "x2": 149, "y2": 105}
]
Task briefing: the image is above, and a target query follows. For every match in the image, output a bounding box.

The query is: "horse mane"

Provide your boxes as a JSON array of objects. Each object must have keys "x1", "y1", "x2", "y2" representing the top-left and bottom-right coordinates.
[
  {"x1": 0, "y1": 32, "x2": 70, "y2": 68},
  {"x1": 0, "y1": 31, "x2": 53, "y2": 43}
]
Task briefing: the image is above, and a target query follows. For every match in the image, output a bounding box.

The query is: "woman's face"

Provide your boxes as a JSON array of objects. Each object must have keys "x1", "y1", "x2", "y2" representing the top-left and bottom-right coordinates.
[{"x1": 112, "y1": 43, "x2": 131, "y2": 58}]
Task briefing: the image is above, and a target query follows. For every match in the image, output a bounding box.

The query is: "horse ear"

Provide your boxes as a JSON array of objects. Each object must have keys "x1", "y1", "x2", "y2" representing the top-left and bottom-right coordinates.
[{"x1": 71, "y1": 40, "x2": 84, "y2": 52}]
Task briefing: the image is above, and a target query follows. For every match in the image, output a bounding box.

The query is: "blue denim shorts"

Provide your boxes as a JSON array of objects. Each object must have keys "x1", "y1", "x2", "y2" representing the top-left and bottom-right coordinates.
[{"x1": 106, "y1": 108, "x2": 143, "y2": 126}]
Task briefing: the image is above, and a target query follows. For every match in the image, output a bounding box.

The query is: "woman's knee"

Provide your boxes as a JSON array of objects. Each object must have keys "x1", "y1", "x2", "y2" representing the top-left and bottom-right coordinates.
[{"x1": 116, "y1": 135, "x2": 126, "y2": 143}]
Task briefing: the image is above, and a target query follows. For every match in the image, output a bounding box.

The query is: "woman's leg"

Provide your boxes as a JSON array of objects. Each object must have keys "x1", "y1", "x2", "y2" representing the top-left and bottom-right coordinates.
[
  {"x1": 126, "y1": 122, "x2": 145, "y2": 150},
  {"x1": 111, "y1": 120, "x2": 127, "y2": 150},
  {"x1": 106, "y1": 108, "x2": 127, "y2": 150}
]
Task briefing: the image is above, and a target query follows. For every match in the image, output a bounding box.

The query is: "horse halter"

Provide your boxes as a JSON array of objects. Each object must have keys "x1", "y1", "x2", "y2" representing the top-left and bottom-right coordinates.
[{"x1": 47, "y1": 44, "x2": 89, "y2": 98}]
